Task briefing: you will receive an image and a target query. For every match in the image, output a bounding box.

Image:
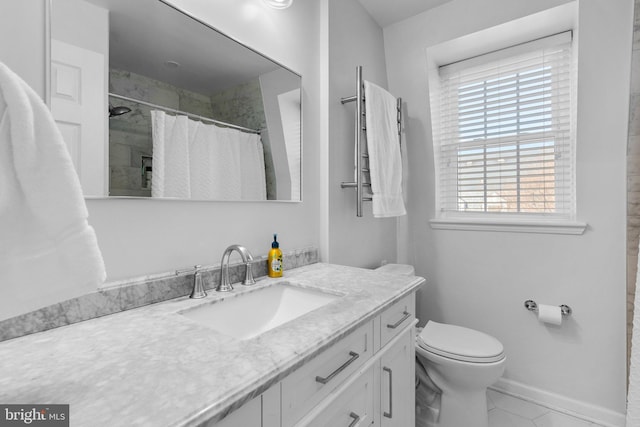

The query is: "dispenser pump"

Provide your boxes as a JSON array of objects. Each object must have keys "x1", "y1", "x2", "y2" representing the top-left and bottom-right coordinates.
[{"x1": 272, "y1": 234, "x2": 279, "y2": 249}]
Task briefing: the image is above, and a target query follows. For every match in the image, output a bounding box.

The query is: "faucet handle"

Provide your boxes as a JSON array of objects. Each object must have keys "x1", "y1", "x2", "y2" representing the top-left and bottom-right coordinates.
[{"x1": 189, "y1": 265, "x2": 207, "y2": 299}]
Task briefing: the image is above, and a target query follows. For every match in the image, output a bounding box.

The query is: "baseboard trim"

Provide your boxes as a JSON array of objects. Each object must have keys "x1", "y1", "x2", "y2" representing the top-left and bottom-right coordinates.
[{"x1": 490, "y1": 378, "x2": 625, "y2": 427}]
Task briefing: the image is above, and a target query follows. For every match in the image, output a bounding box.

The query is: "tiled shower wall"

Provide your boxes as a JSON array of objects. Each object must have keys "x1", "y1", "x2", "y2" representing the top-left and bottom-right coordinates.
[{"x1": 628, "y1": 0, "x2": 640, "y2": 371}]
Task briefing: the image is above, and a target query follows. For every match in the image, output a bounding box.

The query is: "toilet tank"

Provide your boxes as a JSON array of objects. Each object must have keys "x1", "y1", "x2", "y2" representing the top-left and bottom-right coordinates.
[{"x1": 375, "y1": 263, "x2": 415, "y2": 276}]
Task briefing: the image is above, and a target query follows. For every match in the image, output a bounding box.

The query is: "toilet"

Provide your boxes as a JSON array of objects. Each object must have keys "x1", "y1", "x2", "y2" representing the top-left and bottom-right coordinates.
[{"x1": 376, "y1": 264, "x2": 506, "y2": 427}]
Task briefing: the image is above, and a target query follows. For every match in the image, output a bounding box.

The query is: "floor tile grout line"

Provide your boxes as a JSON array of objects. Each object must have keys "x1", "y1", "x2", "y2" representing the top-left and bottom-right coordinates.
[
  {"x1": 488, "y1": 390, "x2": 551, "y2": 420},
  {"x1": 487, "y1": 388, "x2": 605, "y2": 426},
  {"x1": 487, "y1": 392, "x2": 605, "y2": 427}
]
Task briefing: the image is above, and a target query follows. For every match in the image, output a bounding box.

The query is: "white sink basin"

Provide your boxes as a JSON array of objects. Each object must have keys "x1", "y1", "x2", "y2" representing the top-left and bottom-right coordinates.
[{"x1": 179, "y1": 283, "x2": 341, "y2": 340}]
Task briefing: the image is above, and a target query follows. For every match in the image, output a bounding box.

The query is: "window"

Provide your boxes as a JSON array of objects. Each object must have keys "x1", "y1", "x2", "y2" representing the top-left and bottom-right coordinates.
[{"x1": 430, "y1": 32, "x2": 576, "y2": 226}]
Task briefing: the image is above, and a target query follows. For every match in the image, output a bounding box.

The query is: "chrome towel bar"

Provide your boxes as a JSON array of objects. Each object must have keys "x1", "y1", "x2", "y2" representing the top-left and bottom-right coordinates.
[{"x1": 340, "y1": 66, "x2": 402, "y2": 217}]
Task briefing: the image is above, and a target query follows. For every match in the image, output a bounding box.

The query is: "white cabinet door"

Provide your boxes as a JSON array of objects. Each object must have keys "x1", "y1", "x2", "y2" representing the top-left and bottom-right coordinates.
[{"x1": 380, "y1": 327, "x2": 415, "y2": 427}]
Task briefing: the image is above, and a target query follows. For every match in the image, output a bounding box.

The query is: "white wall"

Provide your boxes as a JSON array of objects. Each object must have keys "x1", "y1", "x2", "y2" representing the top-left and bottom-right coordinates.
[
  {"x1": 385, "y1": 0, "x2": 632, "y2": 421},
  {"x1": 323, "y1": 0, "x2": 398, "y2": 267},
  {"x1": 0, "y1": 1, "x2": 47, "y2": 97}
]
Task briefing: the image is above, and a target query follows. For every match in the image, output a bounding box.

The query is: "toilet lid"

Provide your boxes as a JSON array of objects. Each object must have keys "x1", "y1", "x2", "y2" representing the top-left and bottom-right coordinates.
[
  {"x1": 375, "y1": 263, "x2": 415, "y2": 276},
  {"x1": 417, "y1": 321, "x2": 505, "y2": 363}
]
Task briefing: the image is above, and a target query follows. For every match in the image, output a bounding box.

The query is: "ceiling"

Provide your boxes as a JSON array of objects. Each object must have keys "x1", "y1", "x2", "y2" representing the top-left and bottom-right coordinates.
[{"x1": 357, "y1": 0, "x2": 454, "y2": 27}]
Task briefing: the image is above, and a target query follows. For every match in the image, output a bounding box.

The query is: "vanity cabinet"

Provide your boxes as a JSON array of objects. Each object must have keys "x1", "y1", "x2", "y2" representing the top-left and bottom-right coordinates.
[
  {"x1": 294, "y1": 292, "x2": 416, "y2": 427},
  {"x1": 213, "y1": 396, "x2": 261, "y2": 427},
  {"x1": 378, "y1": 293, "x2": 416, "y2": 427},
  {"x1": 212, "y1": 385, "x2": 280, "y2": 427},
  {"x1": 282, "y1": 321, "x2": 374, "y2": 426},
  {"x1": 212, "y1": 291, "x2": 416, "y2": 427},
  {"x1": 304, "y1": 365, "x2": 376, "y2": 427},
  {"x1": 379, "y1": 328, "x2": 415, "y2": 427}
]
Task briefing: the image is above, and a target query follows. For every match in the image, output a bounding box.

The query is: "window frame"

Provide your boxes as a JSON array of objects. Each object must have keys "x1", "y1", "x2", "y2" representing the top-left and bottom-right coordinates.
[{"x1": 427, "y1": 28, "x2": 586, "y2": 235}]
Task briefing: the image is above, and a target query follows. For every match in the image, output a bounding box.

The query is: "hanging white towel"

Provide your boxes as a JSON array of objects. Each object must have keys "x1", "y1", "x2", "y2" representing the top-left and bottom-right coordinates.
[
  {"x1": 0, "y1": 62, "x2": 106, "y2": 321},
  {"x1": 364, "y1": 80, "x2": 406, "y2": 218}
]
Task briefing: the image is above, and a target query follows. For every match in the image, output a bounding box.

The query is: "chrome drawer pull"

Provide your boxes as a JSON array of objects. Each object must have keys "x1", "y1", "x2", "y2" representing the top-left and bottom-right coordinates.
[
  {"x1": 348, "y1": 411, "x2": 360, "y2": 427},
  {"x1": 315, "y1": 351, "x2": 360, "y2": 385},
  {"x1": 386, "y1": 311, "x2": 410, "y2": 329},
  {"x1": 383, "y1": 366, "x2": 393, "y2": 418}
]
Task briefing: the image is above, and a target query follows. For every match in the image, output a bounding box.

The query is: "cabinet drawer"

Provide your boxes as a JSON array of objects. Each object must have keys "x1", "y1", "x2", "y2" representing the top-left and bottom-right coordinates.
[
  {"x1": 303, "y1": 365, "x2": 375, "y2": 427},
  {"x1": 282, "y1": 321, "x2": 374, "y2": 427},
  {"x1": 380, "y1": 293, "x2": 415, "y2": 348}
]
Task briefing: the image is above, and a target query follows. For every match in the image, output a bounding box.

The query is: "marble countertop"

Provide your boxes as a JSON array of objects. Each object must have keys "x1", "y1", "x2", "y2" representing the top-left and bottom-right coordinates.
[{"x1": 0, "y1": 263, "x2": 425, "y2": 426}]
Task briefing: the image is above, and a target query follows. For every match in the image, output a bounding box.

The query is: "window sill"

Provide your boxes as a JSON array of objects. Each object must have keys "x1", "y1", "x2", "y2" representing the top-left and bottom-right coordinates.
[{"x1": 429, "y1": 218, "x2": 587, "y2": 235}]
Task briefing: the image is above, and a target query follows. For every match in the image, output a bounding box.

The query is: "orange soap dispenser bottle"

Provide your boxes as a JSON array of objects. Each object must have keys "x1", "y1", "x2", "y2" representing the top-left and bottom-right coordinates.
[{"x1": 268, "y1": 234, "x2": 283, "y2": 278}]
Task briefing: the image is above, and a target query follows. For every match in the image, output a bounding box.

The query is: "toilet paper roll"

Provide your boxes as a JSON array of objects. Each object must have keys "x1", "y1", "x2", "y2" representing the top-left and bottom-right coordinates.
[{"x1": 538, "y1": 304, "x2": 562, "y2": 325}]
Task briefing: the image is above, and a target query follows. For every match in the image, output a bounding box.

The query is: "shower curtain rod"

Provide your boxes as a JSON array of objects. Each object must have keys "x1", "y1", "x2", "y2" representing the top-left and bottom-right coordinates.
[{"x1": 108, "y1": 93, "x2": 261, "y2": 134}]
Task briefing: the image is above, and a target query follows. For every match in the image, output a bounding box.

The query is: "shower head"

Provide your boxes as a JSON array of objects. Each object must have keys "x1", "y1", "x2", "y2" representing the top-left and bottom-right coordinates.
[{"x1": 109, "y1": 104, "x2": 131, "y2": 117}]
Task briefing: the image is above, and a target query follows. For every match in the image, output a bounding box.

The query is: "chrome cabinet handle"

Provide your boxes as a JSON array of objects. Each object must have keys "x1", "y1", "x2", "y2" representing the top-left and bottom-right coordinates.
[
  {"x1": 348, "y1": 411, "x2": 360, "y2": 427},
  {"x1": 315, "y1": 351, "x2": 360, "y2": 384},
  {"x1": 386, "y1": 311, "x2": 410, "y2": 329},
  {"x1": 383, "y1": 366, "x2": 393, "y2": 418}
]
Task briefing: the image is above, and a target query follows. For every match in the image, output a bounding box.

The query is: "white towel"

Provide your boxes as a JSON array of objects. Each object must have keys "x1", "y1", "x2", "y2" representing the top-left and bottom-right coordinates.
[
  {"x1": 364, "y1": 80, "x2": 406, "y2": 218},
  {"x1": 0, "y1": 62, "x2": 106, "y2": 321}
]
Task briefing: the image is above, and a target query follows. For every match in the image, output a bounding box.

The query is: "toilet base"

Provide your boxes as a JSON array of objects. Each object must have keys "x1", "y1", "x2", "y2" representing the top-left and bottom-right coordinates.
[{"x1": 437, "y1": 388, "x2": 489, "y2": 427}]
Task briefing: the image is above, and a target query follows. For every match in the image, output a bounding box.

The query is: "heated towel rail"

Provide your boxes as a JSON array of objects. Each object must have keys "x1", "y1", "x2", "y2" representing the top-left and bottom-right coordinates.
[{"x1": 340, "y1": 66, "x2": 402, "y2": 217}]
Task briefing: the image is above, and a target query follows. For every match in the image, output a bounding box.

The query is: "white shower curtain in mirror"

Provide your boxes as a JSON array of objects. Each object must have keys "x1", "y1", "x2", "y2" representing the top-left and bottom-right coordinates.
[
  {"x1": 151, "y1": 111, "x2": 266, "y2": 200},
  {"x1": 151, "y1": 111, "x2": 191, "y2": 198}
]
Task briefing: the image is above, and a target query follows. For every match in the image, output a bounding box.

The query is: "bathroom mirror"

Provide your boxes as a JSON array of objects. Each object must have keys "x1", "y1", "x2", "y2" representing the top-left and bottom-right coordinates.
[{"x1": 50, "y1": 0, "x2": 302, "y2": 201}]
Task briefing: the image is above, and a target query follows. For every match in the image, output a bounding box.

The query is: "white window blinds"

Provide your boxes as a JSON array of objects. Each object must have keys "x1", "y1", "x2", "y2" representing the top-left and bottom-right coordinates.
[{"x1": 432, "y1": 32, "x2": 575, "y2": 219}]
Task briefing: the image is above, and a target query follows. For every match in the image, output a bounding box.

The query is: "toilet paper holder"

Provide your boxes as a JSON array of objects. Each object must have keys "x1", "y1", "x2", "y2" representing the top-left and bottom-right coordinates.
[{"x1": 524, "y1": 300, "x2": 572, "y2": 316}]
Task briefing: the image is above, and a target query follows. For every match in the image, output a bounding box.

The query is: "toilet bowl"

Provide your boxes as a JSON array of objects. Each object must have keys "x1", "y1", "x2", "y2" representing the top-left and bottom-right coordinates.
[
  {"x1": 416, "y1": 321, "x2": 505, "y2": 427},
  {"x1": 375, "y1": 264, "x2": 506, "y2": 427}
]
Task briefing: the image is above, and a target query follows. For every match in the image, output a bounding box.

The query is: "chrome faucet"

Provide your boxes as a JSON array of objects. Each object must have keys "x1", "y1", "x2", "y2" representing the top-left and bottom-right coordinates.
[{"x1": 217, "y1": 245, "x2": 256, "y2": 292}]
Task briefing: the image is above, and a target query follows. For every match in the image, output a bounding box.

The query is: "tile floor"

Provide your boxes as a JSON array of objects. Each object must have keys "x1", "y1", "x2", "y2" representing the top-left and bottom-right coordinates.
[{"x1": 487, "y1": 389, "x2": 606, "y2": 427}]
